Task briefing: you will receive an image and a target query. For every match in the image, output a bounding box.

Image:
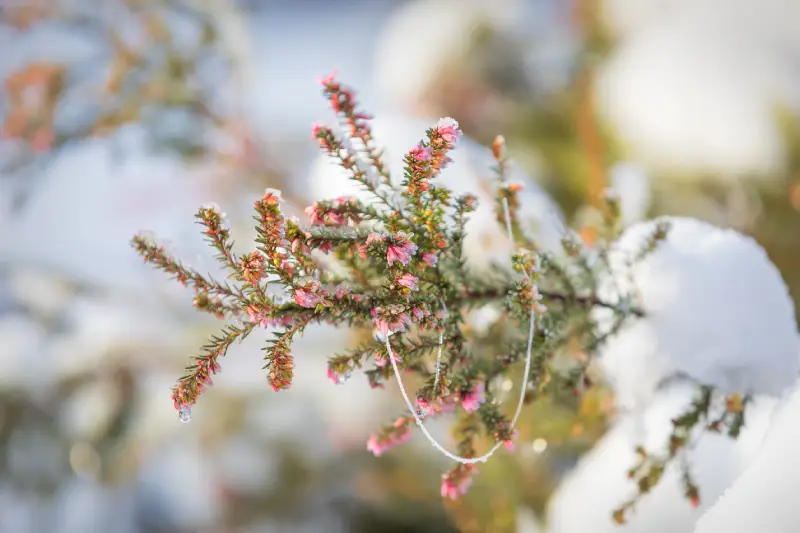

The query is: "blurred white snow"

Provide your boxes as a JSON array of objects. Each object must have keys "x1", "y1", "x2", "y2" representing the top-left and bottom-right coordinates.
[{"x1": 596, "y1": 217, "x2": 800, "y2": 414}]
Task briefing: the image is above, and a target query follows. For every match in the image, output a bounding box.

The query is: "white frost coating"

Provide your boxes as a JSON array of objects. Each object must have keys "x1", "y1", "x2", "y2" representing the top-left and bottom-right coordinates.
[
  {"x1": 547, "y1": 382, "x2": 779, "y2": 533},
  {"x1": 306, "y1": 112, "x2": 566, "y2": 273},
  {"x1": 596, "y1": 217, "x2": 799, "y2": 414},
  {"x1": 694, "y1": 382, "x2": 800, "y2": 533},
  {"x1": 597, "y1": 0, "x2": 800, "y2": 180}
]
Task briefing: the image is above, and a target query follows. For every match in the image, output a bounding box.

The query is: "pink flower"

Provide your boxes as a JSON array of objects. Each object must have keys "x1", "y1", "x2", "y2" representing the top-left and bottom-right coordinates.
[
  {"x1": 435, "y1": 117, "x2": 462, "y2": 144},
  {"x1": 386, "y1": 232, "x2": 417, "y2": 266},
  {"x1": 395, "y1": 273, "x2": 419, "y2": 291},
  {"x1": 358, "y1": 233, "x2": 386, "y2": 259},
  {"x1": 371, "y1": 306, "x2": 412, "y2": 336},
  {"x1": 503, "y1": 429, "x2": 519, "y2": 452},
  {"x1": 421, "y1": 252, "x2": 438, "y2": 266},
  {"x1": 326, "y1": 368, "x2": 338, "y2": 384},
  {"x1": 246, "y1": 305, "x2": 270, "y2": 328},
  {"x1": 305, "y1": 202, "x2": 325, "y2": 225},
  {"x1": 410, "y1": 143, "x2": 432, "y2": 161},
  {"x1": 373, "y1": 349, "x2": 401, "y2": 368},
  {"x1": 461, "y1": 381, "x2": 486, "y2": 413},
  {"x1": 325, "y1": 211, "x2": 345, "y2": 226},
  {"x1": 441, "y1": 464, "x2": 476, "y2": 500},
  {"x1": 318, "y1": 69, "x2": 339, "y2": 86},
  {"x1": 294, "y1": 281, "x2": 322, "y2": 308},
  {"x1": 327, "y1": 367, "x2": 352, "y2": 385},
  {"x1": 366, "y1": 426, "x2": 412, "y2": 456},
  {"x1": 335, "y1": 285, "x2": 351, "y2": 300}
]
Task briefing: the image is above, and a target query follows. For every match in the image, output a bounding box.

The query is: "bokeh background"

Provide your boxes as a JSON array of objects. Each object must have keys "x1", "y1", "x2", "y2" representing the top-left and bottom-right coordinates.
[{"x1": 0, "y1": 0, "x2": 799, "y2": 532}]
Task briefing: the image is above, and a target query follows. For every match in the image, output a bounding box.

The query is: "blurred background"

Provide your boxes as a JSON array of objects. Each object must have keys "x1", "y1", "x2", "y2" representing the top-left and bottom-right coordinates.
[{"x1": 0, "y1": 0, "x2": 798, "y2": 532}]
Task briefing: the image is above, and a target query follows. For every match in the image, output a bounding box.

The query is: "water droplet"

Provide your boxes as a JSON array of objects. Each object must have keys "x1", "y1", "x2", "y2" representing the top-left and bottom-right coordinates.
[
  {"x1": 337, "y1": 371, "x2": 352, "y2": 384},
  {"x1": 178, "y1": 406, "x2": 192, "y2": 424}
]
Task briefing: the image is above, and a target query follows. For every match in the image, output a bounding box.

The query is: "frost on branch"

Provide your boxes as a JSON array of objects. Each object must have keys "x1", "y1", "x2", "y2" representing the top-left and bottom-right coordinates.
[{"x1": 132, "y1": 74, "x2": 648, "y2": 501}]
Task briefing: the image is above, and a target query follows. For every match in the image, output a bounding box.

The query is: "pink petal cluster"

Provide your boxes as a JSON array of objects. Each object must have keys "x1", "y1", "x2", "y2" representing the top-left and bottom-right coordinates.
[
  {"x1": 421, "y1": 252, "x2": 438, "y2": 266},
  {"x1": 373, "y1": 349, "x2": 402, "y2": 368},
  {"x1": 366, "y1": 419, "x2": 412, "y2": 456},
  {"x1": 441, "y1": 464, "x2": 476, "y2": 500},
  {"x1": 305, "y1": 198, "x2": 354, "y2": 227},
  {"x1": 501, "y1": 428, "x2": 519, "y2": 451},
  {"x1": 461, "y1": 381, "x2": 486, "y2": 413},
  {"x1": 395, "y1": 273, "x2": 419, "y2": 290},
  {"x1": 357, "y1": 232, "x2": 387, "y2": 259},
  {"x1": 371, "y1": 306, "x2": 412, "y2": 336},
  {"x1": 386, "y1": 232, "x2": 418, "y2": 266},
  {"x1": 416, "y1": 396, "x2": 457, "y2": 417},
  {"x1": 294, "y1": 280, "x2": 324, "y2": 308},
  {"x1": 434, "y1": 117, "x2": 462, "y2": 144},
  {"x1": 246, "y1": 306, "x2": 293, "y2": 328},
  {"x1": 409, "y1": 143, "x2": 433, "y2": 161}
]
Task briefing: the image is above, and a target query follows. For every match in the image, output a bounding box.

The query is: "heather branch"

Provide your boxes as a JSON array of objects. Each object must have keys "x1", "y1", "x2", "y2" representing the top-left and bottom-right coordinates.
[
  {"x1": 132, "y1": 73, "x2": 678, "y2": 512},
  {"x1": 172, "y1": 321, "x2": 257, "y2": 409},
  {"x1": 131, "y1": 234, "x2": 240, "y2": 300}
]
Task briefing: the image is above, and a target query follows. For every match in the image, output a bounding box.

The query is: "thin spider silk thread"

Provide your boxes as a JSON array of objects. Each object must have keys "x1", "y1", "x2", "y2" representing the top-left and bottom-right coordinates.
[{"x1": 384, "y1": 197, "x2": 536, "y2": 464}]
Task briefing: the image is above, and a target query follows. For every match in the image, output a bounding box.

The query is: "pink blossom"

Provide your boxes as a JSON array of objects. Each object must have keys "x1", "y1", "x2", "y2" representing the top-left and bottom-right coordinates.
[
  {"x1": 366, "y1": 233, "x2": 386, "y2": 245},
  {"x1": 435, "y1": 117, "x2": 462, "y2": 144},
  {"x1": 421, "y1": 252, "x2": 438, "y2": 266},
  {"x1": 441, "y1": 465, "x2": 476, "y2": 500},
  {"x1": 305, "y1": 202, "x2": 325, "y2": 225},
  {"x1": 461, "y1": 381, "x2": 486, "y2": 413},
  {"x1": 373, "y1": 349, "x2": 401, "y2": 368},
  {"x1": 386, "y1": 232, "x2": 418, "y2": 266},
  {"x1": 294, "y1": 281, "x2": 322, "y2": 308},
  {"x1": 503, "y1": 429, "x2": 519, "y2": 451},
  {"x1": 371, "y1": 306, "x2": 412, "y2": 336},
  {"x1": 246, "y1": 305, "x2": 272, "y2": 328},
  {"x1": 318, "y1": 69, "x2": 339, "y2": 86},
  {"x1": 410, "y1": 143, "x2": 432, "y2": 161},
  {"x1": 395, "y1": 273, "x2": 419, "y2": 291},
  {"x1": 366, "y1": 427, "x2": 412, "y2": 456},
  {"x1": 326, "y1": 368, "x2": 339, "y2": 384},
  {"x1": 335, "y1": 285, "x2": 351, "y2": 300},
  {"x1": 359, "y1": 233, "x2": 386, "y2": 259},
  {"x1": 325, "y1": 211, "x2": 345, "y2": 226}
]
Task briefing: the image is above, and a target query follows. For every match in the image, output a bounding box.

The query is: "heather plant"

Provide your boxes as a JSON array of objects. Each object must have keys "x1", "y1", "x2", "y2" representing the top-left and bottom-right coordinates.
[{"x1": 131, "y1": 74, "x2": 758, "y2": 522}]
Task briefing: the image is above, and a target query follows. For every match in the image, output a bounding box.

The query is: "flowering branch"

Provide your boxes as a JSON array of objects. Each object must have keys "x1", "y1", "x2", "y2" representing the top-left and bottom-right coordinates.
[{"x1": 132, "y1": 73, "x2": 657, "y2": 505}]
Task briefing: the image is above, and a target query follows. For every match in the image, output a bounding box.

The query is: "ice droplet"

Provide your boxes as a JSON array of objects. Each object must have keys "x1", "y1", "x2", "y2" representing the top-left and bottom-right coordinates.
[{"x1": 178, "y1": 406, "x2": 192, "y2": 424}]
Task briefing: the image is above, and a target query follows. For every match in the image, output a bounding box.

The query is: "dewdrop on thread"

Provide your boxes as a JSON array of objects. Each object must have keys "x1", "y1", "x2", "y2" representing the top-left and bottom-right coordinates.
[{"x1": 385, "y1": 197, "x2": 537, "y2": 465}]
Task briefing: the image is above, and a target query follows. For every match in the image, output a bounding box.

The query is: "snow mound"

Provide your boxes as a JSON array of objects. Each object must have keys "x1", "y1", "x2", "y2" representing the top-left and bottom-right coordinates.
[
  {"x1": 596, "y1": 217, "x2": 799, "y2": 413},
  {"x1": 694, "y1": 381, "x2": 800, "y2": 533},
  {"x1": 547, "y1": 382, "x2": 778, "y2": 533}
]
